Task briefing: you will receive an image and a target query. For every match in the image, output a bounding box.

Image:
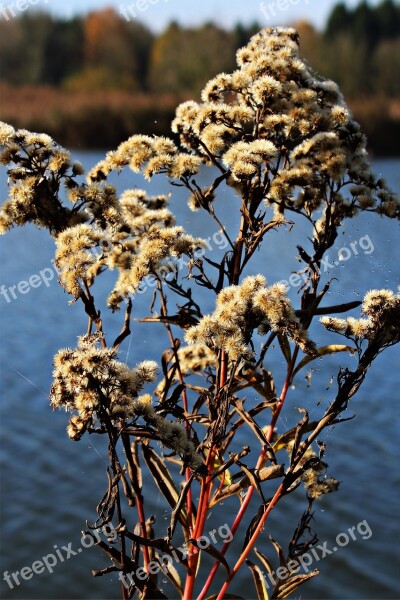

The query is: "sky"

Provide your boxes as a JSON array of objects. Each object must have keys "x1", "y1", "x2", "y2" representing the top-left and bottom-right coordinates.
[{"x1": 41, "y1": 0, "x2": 385, "y2": 31}]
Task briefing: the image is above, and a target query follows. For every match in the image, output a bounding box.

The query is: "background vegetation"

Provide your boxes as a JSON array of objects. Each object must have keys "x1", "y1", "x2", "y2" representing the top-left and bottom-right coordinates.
[{"x1": 1, "y1": 0, "x2": 399, "y2": 153}]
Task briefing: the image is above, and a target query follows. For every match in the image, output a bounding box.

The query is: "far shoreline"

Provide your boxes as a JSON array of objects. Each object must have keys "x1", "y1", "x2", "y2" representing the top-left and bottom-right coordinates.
[{"x1": 1, "y1": 85, "x2": 399, "y2": 158}]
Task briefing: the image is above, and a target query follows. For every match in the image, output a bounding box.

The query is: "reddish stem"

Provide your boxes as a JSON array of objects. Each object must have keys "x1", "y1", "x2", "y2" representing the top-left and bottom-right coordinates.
[
  {"x1": 135, "y1": 497, "x2": 151, "y2": 572},
  {"x1": 215, "y1": 483, "x2": 285, "y2": 600},
  {"x1": 186, "y1": 197, "x2": 253, "y2": 599},
  {"x1": 183, "y1": 448, "x2": 216, "y2": 600},
  {"x1": 197, "y1": 348, "x2": 299, "y2": 600},
  {"x1": 121, "y1": 433, "x2": 151, "y2": 573}
]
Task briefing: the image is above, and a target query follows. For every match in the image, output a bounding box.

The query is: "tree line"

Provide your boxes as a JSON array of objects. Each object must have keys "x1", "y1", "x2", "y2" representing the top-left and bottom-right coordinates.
[{"x1": 0, "y1": 0, "x2": 399, "y2": 99}]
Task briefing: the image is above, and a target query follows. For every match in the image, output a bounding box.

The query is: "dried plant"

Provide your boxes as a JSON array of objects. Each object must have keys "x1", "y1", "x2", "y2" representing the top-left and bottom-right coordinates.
[{"x1": 1, "y1": 27, "x2": 399, "y2": 600}]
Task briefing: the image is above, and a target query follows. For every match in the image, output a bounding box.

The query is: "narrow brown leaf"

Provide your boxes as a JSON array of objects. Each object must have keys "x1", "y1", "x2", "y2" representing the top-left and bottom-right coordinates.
[
  {"x1": 291, "y1": 345, "x2": 355, "y2": 380},
  {"x1": 141, "y1": 444, "x2": 187, "y2": 528},
  {"x1": 242, "y1": 504, "x2": 269, "y2": 552},
  {"x1": 210, "y1": 447, "x2": 250, "y2": 482},
  {"x1": 247, "y1": 559, "x2": 270, "y2": 600},
  {"x1": 271, "y1": 421, "x2": 319, "y2": 452},
  {"x1": 155, "y1": 553, "x2": 183, "y2": 596},
  {"x1": 210, "y1": 465, "x2": 283, "y2": 506},
  {"x1": 232, "y1": 398, "x2": 276, "y2": 463},
  {"x1": 269, "y1": 536, "x2": 286, "y2": 568},
  {"x1": 290, "y1": 409, "x2": 309, "y2": 464},
  {"x1": 189, "y1": 540, "x2": 231, "y2": 576},
  {"x1": 161, "y1": 347, "x2": 174, "y2": 379},
  {"x1": 274, "y1": 570, "x2": 319, "y2": 598},
  {"x1": 169, "y1": 474, "x2": 194, "y2": 539},
  {"x1": 258, "y1": 464, "x2": 285, "y2": 482},
  {"x1": 130, "y1": 440, "x2": 142, "y2": 491},
  {"x1": 277, "y1": 333, "x2": 292, "y2": 365},
  {"x1": 254, "y1": 548, "x2": 275, "y2": 576},
  {"x1": 237, "y1": 461, "x2": 265, "y2": 503}
]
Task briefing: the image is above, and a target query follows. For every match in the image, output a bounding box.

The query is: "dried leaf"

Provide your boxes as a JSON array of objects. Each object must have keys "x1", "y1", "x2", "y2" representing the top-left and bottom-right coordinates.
[
  {"x1": 94, "y1": 467, "x2": 119, "y2": 526},
  {"x1": 291, "y1": 345, "x2": 355, "y2": 380},
  {"x1": 122, "y1": 529, "x2": 189, "y2": 569},
  {"x1": 242, "y1": 504, "x2": 268, "y2": 552},
  {"x1": 190, "y1": 539, "x2": 231, "y2": 576},
  {"x1": 169, "y1": 474, "x2": 194, "y2": 539},
  {"x1": 237, "y1": 461, "x2": 265, "y2": 503},
  {"x1": 258, "y1": 465, "x2": 285, "y2": 481},
  {"x1": 167, "y1": 383, "x2": 186, "y2": 406},
  {"x1": 290, "y1": 409, "x2": 309, "y2": 464},
  {"x1": 227, "y1": 400, "x2": 277, "y2": 449},
  {"x1": 130, "y1": 440, "x2": 142, "y2": 491},
  {"x1": 232, "y1": 398, "x2": 276, "y2": 462},
  {"x1": 295, "y1": 300, "x2": 362, "y2": 317},
  {"x1": 247, "y1": 559, "x2": 270, "y2": 600},
  {"x1": 271, "y1": 421, "x2": 319, "y2": 453},
  {"x1": 274, "y1": 570, "x2": 319, "y2": 598},
  {"x1": 140, "y1": 583, "x2": 169, "y2": 600},
  {"x1": 141, "y1": 444, "x2": 187, "y2": 528},
  {"x1": 211, "y1": 447, "x2": 250, "y2": 484},
  {"x1": 193, "y1": 390, "x2": 209, "y2": 414},
  {"x1": 237, "y1": 367, "x2": 277, "y2": 402},
  {"x1": 288, "y1": 501, "x2": 317, "y2": 558},
  {"x1": 254, "y1": 548, "x2": 275, "y2": 576},
  {"x1": 155, "y1": 554, "x2": 183, "y2": 596},
  {"x1": 161, "y1": 347, "x2": 174, "y2": 379},
  {"x1": 210, "y1": 465, "x2": 283, "y2": 506},
  {"x1": 262, "y1": 370, "x2": 277, "y2": 401},
  {"x1": 157, "y1": 384, "x2": 186, "y2": 419},
  {"x1": 277, "y1": 333, "x2": 292, "y2": 365},
  {"x1": 269, "y1": 536, "x2": 286, "y2": 568}
]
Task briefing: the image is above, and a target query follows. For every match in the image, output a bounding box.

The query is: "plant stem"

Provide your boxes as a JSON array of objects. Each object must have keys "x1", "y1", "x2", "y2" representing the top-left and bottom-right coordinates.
[
  {"x1": 187, "y1": 192, "x2": 261, "y2": 599},
  {"x1": 197, "y1": 348, "x2": 299, "y2": 599},
  {"x1": 215, "y1": 483, "x2": 285, "y2": 600},
  {"x1": 266, "y1": 347, "x2": 299, "y2": 440},
  {"x1": 182, "y1": 447, "x2": 216, "y2": 600},
  {"x1": 121, "y1": 434, "x2": 151, "y2": 572},
  {"x1": 116, "y1": 493, "x2": 129, "y2": 600},
  {"x1": 157, "y1": 280, "x2": 194, "y2": 535},
  {"x1": 135, "y1": 498, "x2": 151, "y2": 572}
]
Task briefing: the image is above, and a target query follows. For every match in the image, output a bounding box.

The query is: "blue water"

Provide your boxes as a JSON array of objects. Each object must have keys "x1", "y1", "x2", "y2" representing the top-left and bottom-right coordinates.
[{"x1": 0, "y1": 155, "x2": 399, "y2": 600}]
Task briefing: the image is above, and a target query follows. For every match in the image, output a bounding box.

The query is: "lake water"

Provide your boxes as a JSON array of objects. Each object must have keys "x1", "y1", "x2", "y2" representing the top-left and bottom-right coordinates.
[{"x1": 0, "y1": 154, "x2": 399, "y2": 600}]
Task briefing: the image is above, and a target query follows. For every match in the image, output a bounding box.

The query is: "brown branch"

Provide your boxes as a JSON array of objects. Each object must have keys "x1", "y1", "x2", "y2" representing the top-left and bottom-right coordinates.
[
  {"x1": 79, "y1": 282, "x2": 106, "y2": 347},
  {"x1": 113, "y1": 298, "x2": 132, "y2": 349},
  {"x1": 295, "y1": 300, "x2": 362, "y2": 318}
]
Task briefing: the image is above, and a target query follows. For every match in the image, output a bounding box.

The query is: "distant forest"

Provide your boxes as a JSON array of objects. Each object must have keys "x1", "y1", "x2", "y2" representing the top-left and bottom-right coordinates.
[{"x1": 1, "y1": 0, "x2": 399, "y2": 153}]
